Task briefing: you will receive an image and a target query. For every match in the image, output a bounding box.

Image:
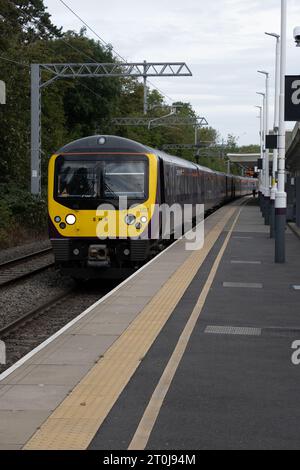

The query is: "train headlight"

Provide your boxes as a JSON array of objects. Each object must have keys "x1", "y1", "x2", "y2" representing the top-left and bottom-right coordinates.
[
  {"x1": 54, "y1": 216, "x2": 61, "y2": 223},
  {"x1": 98, "y1": 136, "x2": 106, "y2": 145},
  {"x1": 66, "y1": 214, "x2": 76, "y2": 225},
  {"x1": 140, "y1": 216, "x2": 148, "y2": 224},
  {"x1": 124, "y1": 214, "x2": 136, "y2": 226}
]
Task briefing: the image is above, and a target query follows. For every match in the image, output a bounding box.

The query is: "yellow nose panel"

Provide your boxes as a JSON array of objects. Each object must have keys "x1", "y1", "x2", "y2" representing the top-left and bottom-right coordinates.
[{"x1": 48, "y1": 153, "x2": 158, "y2": 239}]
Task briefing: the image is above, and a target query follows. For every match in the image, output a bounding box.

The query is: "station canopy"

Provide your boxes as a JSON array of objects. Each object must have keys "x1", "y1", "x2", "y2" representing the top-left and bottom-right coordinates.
[{"x1": 226, "y1": 153, "x2": 274, "y2": 175}]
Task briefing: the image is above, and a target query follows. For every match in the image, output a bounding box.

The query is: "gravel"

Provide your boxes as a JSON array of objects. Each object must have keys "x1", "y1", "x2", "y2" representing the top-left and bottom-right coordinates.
[
  {"x1": 0, "y1": 267, "x2": 74, "y2": 329},
  {"x1": 0, "y1": 239, "x2": 51, "y2": 264},
  {"x1": 0, "y1": 279, "x2": 117, "y2": 373},
  {"x1": 0, "y1": 239, "x2": 119, "y2": 374}
]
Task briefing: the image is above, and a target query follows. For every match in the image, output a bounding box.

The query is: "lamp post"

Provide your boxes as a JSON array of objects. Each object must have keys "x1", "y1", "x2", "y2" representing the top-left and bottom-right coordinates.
[
  {"x1": 265, "y1": 32, "x2": 280, "y2": 239},
  {"x1": 255, "y1": 105, "x2": 263, "y2": 208},
  {"x1": 258, "y1": 70, "x2": 271, "y2": 225},
  {"x1": 275, "y1": 0, "x2": 287, "y2": 263},
  {"x1": 256, "y1": 91, "x2": 266, "y2": 216}
]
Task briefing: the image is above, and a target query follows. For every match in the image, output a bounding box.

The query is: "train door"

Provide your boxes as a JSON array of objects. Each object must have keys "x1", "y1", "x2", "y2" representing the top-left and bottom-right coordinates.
[
  {"x1": 158, "y1": 157, "x2": 165, "y2": 204},
  {"x1": 226, "y1": 176, "x2": 229, "y2": 200},
  {"x1": 232, "y1": 178, "x2": 235, "y2": 198}
]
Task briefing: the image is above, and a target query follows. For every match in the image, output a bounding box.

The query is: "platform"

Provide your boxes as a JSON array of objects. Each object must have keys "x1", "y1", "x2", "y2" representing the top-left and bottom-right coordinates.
[{"x1": 1, "y1": 198, "x2": 300, "y2": 450}]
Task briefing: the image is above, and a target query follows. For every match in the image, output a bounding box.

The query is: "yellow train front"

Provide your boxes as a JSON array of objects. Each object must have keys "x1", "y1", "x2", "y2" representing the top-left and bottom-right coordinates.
[{"x1": 48, "y1": 135, "x2": 255, "y2": 279}]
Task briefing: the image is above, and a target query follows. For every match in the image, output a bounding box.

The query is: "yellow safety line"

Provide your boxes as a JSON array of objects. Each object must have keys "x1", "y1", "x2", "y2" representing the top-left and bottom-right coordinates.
[
  {"x1": 128, "y1": 209, "x2": 242, "y2": 450},
  {"x1": 24, "y1": 204, "x2": 240, "y2": 450}
]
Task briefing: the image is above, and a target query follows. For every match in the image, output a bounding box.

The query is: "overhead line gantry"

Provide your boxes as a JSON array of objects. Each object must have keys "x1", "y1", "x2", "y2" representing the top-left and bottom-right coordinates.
[{"x1": 31, "y1": 61, "x2": 192, "y2": 195}]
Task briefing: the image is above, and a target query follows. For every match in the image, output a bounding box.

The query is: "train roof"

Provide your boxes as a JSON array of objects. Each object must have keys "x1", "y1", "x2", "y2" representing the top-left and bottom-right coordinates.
[
  {"x1": 57, "y1": 135, "x2": 201, "y2": 170},
  {"x1": 57, "y1": 135, "x2": 254, "y2": 180},
  {"x1": 58, "y1": 135, "x2": 151, "y2": 154}
]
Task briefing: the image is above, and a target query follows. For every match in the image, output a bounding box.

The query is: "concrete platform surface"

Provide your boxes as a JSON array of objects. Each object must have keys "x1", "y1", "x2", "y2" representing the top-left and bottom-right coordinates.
[
  {"x1": 0, "y1": 200, "x2": 239, "y2": 449},
  {"x1": 1, "y1": 199, "x2": 300, "y2": 450}
]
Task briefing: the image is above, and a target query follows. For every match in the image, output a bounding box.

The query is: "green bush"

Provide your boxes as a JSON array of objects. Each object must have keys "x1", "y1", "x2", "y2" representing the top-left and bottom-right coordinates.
[
  {"x1": 0, "y1": 199, "x2": 14, "y2": 247},
  {"x1": 0, "y1": 185, "x2": 47, "y2": 248}
]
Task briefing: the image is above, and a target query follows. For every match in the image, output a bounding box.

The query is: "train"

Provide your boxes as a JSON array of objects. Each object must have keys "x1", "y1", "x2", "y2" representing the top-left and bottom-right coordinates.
[{"x1": 48, "y1": 135, "x2": 256, "y2": 279}]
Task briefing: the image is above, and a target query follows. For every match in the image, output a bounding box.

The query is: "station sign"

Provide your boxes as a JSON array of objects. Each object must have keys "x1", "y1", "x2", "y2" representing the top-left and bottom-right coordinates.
[
  {"x1": 0, "y1": 80, "x2": 5, "y2": 104},
  {"x1": 285, "y1": 75, "x2": 300, "y2": 121}
]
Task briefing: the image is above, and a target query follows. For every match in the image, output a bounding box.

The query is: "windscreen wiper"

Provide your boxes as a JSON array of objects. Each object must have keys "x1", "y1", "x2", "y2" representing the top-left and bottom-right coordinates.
[{"x1": 104, "y1": 181, "x2": 119, "y2": 199}]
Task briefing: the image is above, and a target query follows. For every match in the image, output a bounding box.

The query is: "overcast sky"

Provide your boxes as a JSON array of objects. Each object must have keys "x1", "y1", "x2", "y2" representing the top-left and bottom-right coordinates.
[{"x1": 44, "y1": 0, "x2": 300, "y2": 145}]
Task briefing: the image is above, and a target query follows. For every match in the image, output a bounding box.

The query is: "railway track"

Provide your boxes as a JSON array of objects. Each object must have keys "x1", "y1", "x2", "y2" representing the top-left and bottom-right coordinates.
[
  {"x1": 0, "y1": 280, "x2": 115, "y2": 373},
  {"x1": 0, "y1": 247, "x2": 54, "y2": 287},
  {"x1": 0, "y1": 289, "x2": 73, "y2": 338}
]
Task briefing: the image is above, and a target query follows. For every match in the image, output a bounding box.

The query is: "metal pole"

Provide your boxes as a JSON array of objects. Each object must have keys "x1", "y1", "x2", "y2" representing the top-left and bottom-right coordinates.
[
  {"x1": 255, "y1": 105, "x2": 263, "y2": 210},
  {"x1": 258, "y1": 72, "x2": 271, "y2": 224},
  {"x1": 275, "y1": 0, "x2": 287, "y2": 263},
  {"x1": 271, "y1": 36, "x2": 280, "y2": 237},
  {"x1": 194, "y1": 126, "x2": 201, "y2": 163},
  {"x1": 143, "y1": 60, "x2": 148, "y2": 115},
  {"x1": 31, "y1": 64, "x2": 41, "y2": 195},
  {"x1": 257, "y1": 91, "x2": 266, "y2": 217},
  {"x1": 259, "y1": 107, "x2": 263, "y2": 211},
  {"x1": 264, "y1": 72, "x2": 271, "y2": 225},
  {"x1": 266, "y1": 33, "x2": 280, "y2": 238}
]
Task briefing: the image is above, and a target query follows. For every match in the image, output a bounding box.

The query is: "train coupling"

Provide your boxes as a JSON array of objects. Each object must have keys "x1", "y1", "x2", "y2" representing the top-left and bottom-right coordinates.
[{"x1": 87, "y1": 244, "x2": 110, "y2": 267}]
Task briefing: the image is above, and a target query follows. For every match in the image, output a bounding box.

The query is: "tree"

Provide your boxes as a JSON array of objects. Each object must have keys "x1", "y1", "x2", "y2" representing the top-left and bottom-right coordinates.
[
  {"x1": 225, "y1": 134, "x2": 239, "y2": 152},
  {"x1": 239, "y1": 144, "x2": 260, "y2": 153},
  {"x1": 199, "y1": 126, "x2": 219, "y2": 145}
]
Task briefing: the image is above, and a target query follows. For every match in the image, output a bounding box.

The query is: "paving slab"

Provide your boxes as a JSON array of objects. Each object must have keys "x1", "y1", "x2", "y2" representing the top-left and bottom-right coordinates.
[
  {"x1": 0, "y1": 444, "x2": 23, "y2": 450},
  {"x1": 32, "y1": 335, "x2": 118, "y2": 365},
  {"x1": 2, "y1": 364, "x2": 92, "y2": 386},
  {"x1": 0, "y1": 410, "x2": 49, "y2": 445},
  {"x1": 0, "y1": 385, "x2": 70, "y2": 411},
  {"x1": 71, "y1": 321, "x2": 131, "y2": 336}
]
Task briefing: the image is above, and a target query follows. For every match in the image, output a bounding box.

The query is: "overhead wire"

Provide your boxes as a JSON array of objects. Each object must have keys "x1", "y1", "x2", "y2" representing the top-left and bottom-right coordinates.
[
  {"x1": 0, "y1": 2, "x2": 175, "y2": 104},
  {"x1": 2, "y1": 4, "x2": 105, "y2": 101},
  {"x1": 0, "y1": 55, "x2": 30, "y2": 67},
  {"x1": 57, "y1": 0, "x2": 175, "y2": 104}
]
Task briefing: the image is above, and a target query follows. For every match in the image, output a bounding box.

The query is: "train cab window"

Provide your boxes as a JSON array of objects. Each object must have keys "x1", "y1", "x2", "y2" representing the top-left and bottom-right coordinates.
[
  {"x1": 104, "y1": 161, "x2": 146, "y2": 199},
  {"x1": 57, "y1": 162, "x2": 98, "y2": 197},
  {"x1": 54, "y1": 154, "x2": 148, "y2": 209}
]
